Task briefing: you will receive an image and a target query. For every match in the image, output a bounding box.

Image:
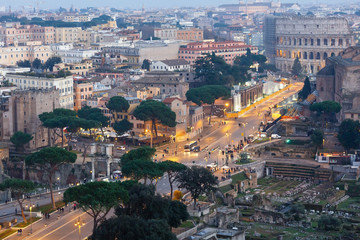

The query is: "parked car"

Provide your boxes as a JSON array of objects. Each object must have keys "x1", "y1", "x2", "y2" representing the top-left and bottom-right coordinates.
[
  {"x1": 117, "y1": 146, "x2": 126, "y2": 151},
  {"x1": 271, "y1": 134, "x2": 282, "y2": 139}
]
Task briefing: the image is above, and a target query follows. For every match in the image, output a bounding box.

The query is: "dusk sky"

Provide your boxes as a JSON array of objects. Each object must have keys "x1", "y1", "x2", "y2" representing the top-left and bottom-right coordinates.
[{"x1": 3, "y1": 0, "x2": 348, "y2": 11}]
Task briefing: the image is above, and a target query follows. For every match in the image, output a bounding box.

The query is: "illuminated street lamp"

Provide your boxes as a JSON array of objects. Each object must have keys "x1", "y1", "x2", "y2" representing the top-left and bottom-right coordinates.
[
  {"x1": 26, "y1": 203, "x2": 35, "y2": 234},
  {"x1": 75, "y1": 217, "x2": 85, "y2": 240},
  {"x1": 145, "y1": 129, "x2": 153, "y2": 148}
]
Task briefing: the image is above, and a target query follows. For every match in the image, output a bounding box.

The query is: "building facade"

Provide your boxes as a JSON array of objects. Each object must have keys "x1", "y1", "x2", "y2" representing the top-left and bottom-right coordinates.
[
  {"x1": 265, "y1": 15, "x2": 354, "y2": 74},
  {"x1": 316, "y1": 47, "x2": 360, "y2": 121},
  {"x1": 56, "y1": 49, "x2": 99, "y2": 63},
  {"x1": 6, "y1": 74, "x2": 74, "y2": 109},
  {"x1": 0, "y1": 42, "x2": 52, "y2": 66},
  {"x1": 73, "y1": 82, "x2": 93, "y2": 110},
  {"x1": 0, "y1": 88, "x2": 60, "y2": 150},
  {"x1": 178, "y1": 41, "x2": 258, "y2": 65},
  {"x1": 150, "y1": 59, "x2": 190, "y2": 72},
  {"x1": 0, "y1": 24, "x2": 55, "y2": 46},
  {"x1": 131, "y1": 72, "x2": 189, "y2": 100}
]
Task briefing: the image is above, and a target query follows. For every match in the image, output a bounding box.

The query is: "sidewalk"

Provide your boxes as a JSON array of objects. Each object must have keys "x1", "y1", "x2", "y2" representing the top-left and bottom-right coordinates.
[{"x1": 5, "y1": 204, "x2": 75, "y2": 240}]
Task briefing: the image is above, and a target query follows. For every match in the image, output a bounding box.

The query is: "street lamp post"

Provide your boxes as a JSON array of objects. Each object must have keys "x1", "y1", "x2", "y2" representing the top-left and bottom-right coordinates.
[
  {"x1": 145, "y1": 129, "x2": 153, "y2": 148},
  {"x1": 75, "y1": 217, "x2": 85, "y2": 240},
  {"x1": 26, "y1": 203, "x2": 35, "y2": 234}
]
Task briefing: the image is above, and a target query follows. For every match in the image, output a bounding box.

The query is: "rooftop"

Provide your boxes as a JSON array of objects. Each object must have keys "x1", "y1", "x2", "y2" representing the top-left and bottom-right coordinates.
[{"x1": 158, "y1": 59, "x2": 189, "y2": 66}]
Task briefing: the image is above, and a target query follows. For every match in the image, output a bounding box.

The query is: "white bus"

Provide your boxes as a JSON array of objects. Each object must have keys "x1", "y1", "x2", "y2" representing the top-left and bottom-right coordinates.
[{"x1": 184, "y1": 141, "x2": 198, "y2": 152}]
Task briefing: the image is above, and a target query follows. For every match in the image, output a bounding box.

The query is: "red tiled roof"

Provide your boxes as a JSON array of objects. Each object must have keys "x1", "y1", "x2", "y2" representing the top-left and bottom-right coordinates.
[{"x1": 163, "y1": 97, "x2": 182, "y2": 104}]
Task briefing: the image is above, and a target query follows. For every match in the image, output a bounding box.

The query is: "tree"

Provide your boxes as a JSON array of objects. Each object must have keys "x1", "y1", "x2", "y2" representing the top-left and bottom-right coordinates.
[
  {"x1": 65, "y1": 117, "x2": 99, "y2": 149},
  {"x1": 186, "y1": 85, "x2": 230, "y2": 124},
  {"x1": 115, "y1": 182, "x2": 188, "y2": 229},
  {"x1": 10, "y1": 131, "x2": 33, "y2": 152},
  {"x1": 40, "y1": 108, "x2": 99, "y2": 147},
  {"x1": 0, "y1": 179, "x2": 36, "y2": 223},
  {"x1": 159, "y1": 161, "x2": 186, "y2": 199},
  {"x1": 32, "y1": 58, "x2": 42, "y2": 69},
  {"x1": 133, "y1": 100, "x2": 176, "y2": 137},
  {"x1": 26, "y1": 147, "x2": 77, "y2": 209},
  {"x1": 167, "y1": 200, "x2": 189, "y2": 229},
  {"x1": 311, "y1": 129, "x2": 324, "y2": 152},
  {"x1": 77, "y1": 106, "x2": 109, "y2": 136},
  {"x1": 298, "y1": 76, "x2": 311, "y2": 100},
  {"x1": 318, "y1": 215, "x2": 341, "y2": 231},
  {"x1": 17, "y1": 60, "x2": 31, "y2": 68},
  {"x1": 93, "y1": 215, "x2": 177, "y2": 240},
  {"x1": 45, "y1": 56, "x2": 62, "y2": 71},
  {"x1": 39, "y1": 108, "x2": 77, "y2": 146},
  {"x1": 176, "y1": 166, "x2": 217, "y2": 209},
  {"x1": 113, "y1": 119, "x2": 133, "y2": 136},
  {"x1": 121, "y1": 147, "x2": 156, "y2": 166},
  {"x1": 107, "y1": 96, "x2": 129, "y2": 113},
  {"x1": 77, "y1": 106, "x2": 109, "y2": 128},
  {"x1": 142, "y1": 59, "x2": 151, "y2": 71},
  {"x1": 121, "y1": 159, "x2": 163, "y2": 183},
  {"x1": 338, "y1": 119, "x2": 360, "y2": 152},
  {"x1": 120, "y1": 147, "x2": 160, "y2": 183},
  {"x1": 194, "y1": 53, "x2": 231, "y2": 85},
  {"x1": 64, "y1": 181, "x2": 128, "y2": 235},
  {"x1": 291, "y1": 56, "x2": 302, "y2": 76},
  {"x1": 287, "y1": 203, "x2": 305, "y2": 221},
  {"x1": 310, "y1": 101, "x2": 342, "y2": 124},
  {"x1": 10, "y1": 131, "x2": 33, "y2": 179}
]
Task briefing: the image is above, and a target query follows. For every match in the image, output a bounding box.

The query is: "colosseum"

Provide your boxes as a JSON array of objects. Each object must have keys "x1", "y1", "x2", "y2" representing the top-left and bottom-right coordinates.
[{"x1": 265, "y1": 15, "x2": 355, "y2": 74}]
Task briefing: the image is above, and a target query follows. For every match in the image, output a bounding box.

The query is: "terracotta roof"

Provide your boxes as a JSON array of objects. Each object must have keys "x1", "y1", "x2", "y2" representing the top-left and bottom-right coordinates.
[{"x1": 163, "y1": 97, "x2": 182, "y2": 104}]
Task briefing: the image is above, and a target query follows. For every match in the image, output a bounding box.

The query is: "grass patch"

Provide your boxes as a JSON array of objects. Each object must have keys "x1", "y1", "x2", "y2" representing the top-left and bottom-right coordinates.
[
  {"x1": 14, "y1": 217, "x2": 41, "y2": 228},
  {"x1": 235, "y1": 159, "x2": 254, "y2": 165},
  {"x1": 231, "y1": 172, "x2": 248, "y2": 183},
  {"x1": 253, "y1": 137, "x2": 270, "y2": 144},
  {"x1": 179, "y1": 220, "x2": 194, "y2": 229},
  {"x1": 70, "y1": 150, "x2": 82, "y2": 154},
  {"x1": 219, "y1": 184, "x2": 232, "y2": 193},
  {"x1": 0, "y1": 229, "x2": 17, "y2": 239},
  {"x1": 37, "y1": 201, "x2": 65, "y2": 214},
  {"x1": 198, "y1": 196, "x2": 208, "y2": 202},
  {"x1": 337, "y1": 197, "x2": 360, "y2": 213}
]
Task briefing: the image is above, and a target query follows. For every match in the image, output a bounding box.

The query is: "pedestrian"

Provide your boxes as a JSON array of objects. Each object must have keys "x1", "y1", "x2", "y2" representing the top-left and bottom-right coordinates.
[{"x1": 15, "y1": 208, "x2": 17, "y2": 214}]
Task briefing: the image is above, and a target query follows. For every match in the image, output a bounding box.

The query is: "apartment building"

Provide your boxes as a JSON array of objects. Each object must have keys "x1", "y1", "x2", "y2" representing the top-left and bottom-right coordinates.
[
  {"x1": 154, "y1": 28, "x2": 203, "y2": 41},
  {"x1": 63, "y1": 15, "x2": 93, "y2": 22},
  {"x1": 56, "y1": 49, "x2": 99, "y2": 63},
  {"x1": 55, "y1": 27, "x2": 82, "y2": 43},
  {"x1": 178, "y1": 41, "x2": 258, "y2": 65},
  {"x1": 131, "y1": 72, "x2": 189, "y2": 100},
  {"x1": 54, "y1": 60, "x2": 94, "y2": 76},
  {"x1": 150, "y1": 59, "x2": 190, "y2": 72},
  {"x1": 73, "y1": 82, "x2": 93, "y2": 110},
  {"x1": 6, "y1": 74, "x2": 74, "y2": 109},
  {"x1": 0, "y1": 24, "x2": 55, "y2": 46},
  {"x1": 0, "y1": 42, "x2": 52, "y2": 66},
  {"x1": 177, "y1": 29, "x2": 203, "y2": 41},
  {"x1": 0, "y1": 88, "x2": 60, "y2": 150}
]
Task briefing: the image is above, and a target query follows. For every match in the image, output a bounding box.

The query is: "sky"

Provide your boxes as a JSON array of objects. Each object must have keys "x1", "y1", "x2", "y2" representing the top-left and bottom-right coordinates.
[{"x1": 2, "y1": 0, "x2": 349, "y2": 11}]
